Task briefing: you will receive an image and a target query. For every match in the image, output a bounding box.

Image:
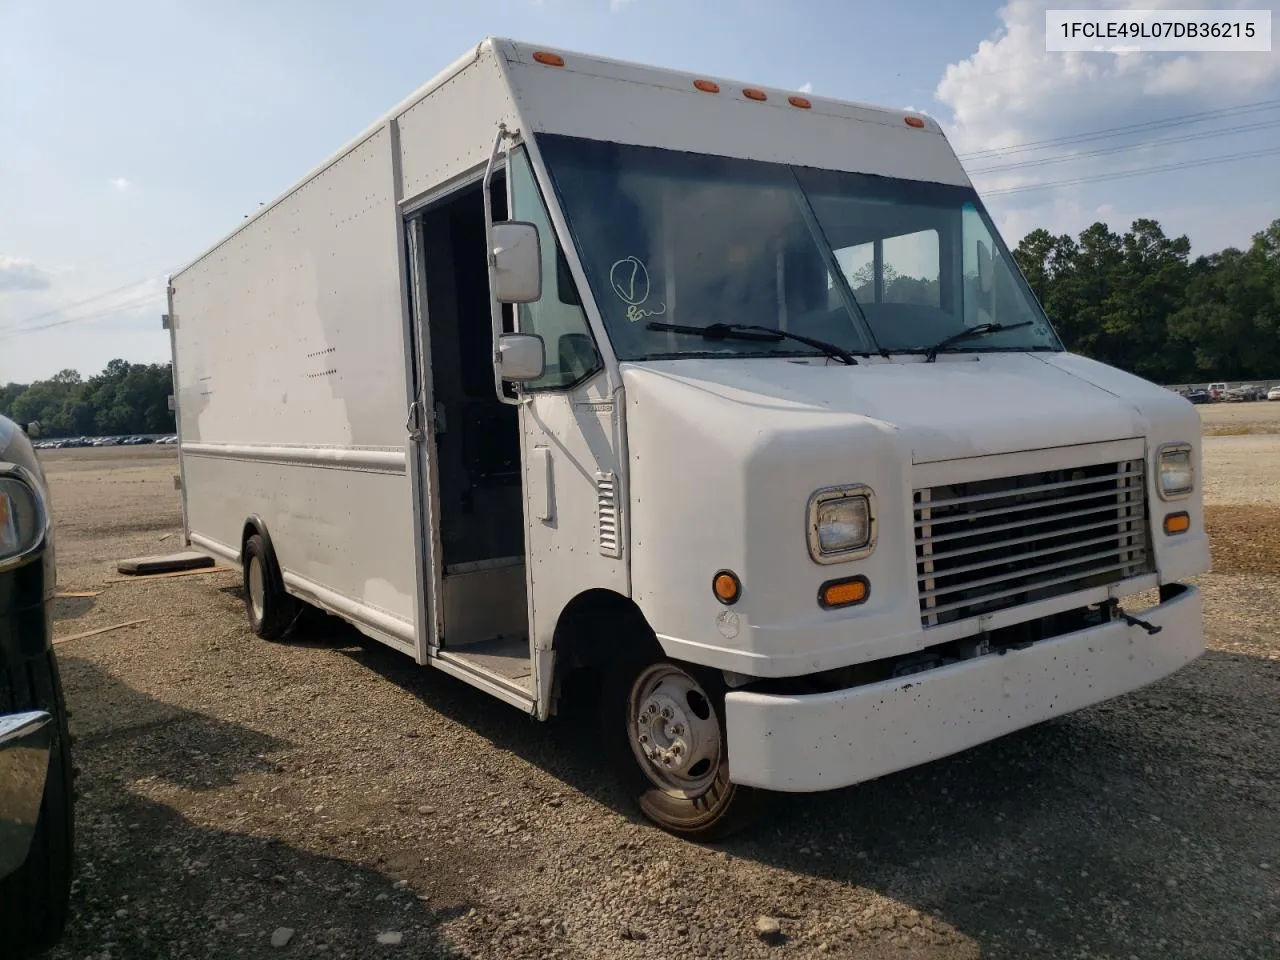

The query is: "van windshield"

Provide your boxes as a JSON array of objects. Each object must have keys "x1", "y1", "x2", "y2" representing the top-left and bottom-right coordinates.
[{"x1": 535, "y1": 134, "x2": 1062, "y2": 362}]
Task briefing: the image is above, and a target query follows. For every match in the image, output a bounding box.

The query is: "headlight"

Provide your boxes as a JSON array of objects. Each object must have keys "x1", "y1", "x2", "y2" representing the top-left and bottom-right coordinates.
[
  {"x1": 1156, "y1": 443, "x2": 1194, "y2": 500},
  {"x1": 0, "y1": 473, "x2": 44, "y2": 565},
  {"x1": 807, "y1": 485, "x2": 876, "y2": 564}
]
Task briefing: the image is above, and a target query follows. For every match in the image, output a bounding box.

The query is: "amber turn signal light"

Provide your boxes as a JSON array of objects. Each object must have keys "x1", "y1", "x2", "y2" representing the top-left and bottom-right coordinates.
[
  {"x1": 1164, "y1": 512, "x2": 1191, "y2": 535},
  {"x1": 818, "y1": 576, "x2": 869, "y2": 610},
  {"x1": 713, "y1": 570, "x2": 742, "y2": 605}
]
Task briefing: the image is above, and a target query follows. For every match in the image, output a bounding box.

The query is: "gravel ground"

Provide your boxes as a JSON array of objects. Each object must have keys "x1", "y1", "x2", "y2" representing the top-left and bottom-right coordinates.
[
  {"x1": 1197, "y1": 399, "x2": 1280, "y2": 436},
  {"x1": 32, "y1": 442, "x2": 1280, "y2": 960}
]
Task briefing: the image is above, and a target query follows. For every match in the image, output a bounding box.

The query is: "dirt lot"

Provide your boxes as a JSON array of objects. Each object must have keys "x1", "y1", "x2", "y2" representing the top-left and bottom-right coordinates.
[
  {"x1": 32, "y1": 442, "x2": 1280, "y2": 960},
  {"x1": 1197, "y1": 397, "x2": 1280, "y2": 436}
]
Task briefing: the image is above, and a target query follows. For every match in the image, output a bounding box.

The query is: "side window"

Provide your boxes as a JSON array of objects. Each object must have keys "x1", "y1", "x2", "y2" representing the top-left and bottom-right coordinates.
[
  {"x1": 831, "y1": 230, "x2": 940, "y2": 307},
  {"x1": 508, "y1": 148, "x2": 603, "y2": 390}
]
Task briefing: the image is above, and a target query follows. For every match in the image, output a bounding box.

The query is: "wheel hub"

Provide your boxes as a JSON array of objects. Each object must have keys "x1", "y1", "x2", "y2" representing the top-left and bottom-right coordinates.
[
  {"x1": 628, "y1": 665, "x2": 722, "y2": 796},
  {"x1": 247, "y1": 555, "x2": 266, "y2": 621}
]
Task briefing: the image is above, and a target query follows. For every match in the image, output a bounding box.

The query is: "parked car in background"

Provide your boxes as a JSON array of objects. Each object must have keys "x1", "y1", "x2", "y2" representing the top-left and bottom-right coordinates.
[
  {"x1": 1268, "y1": 386, "x2": 1280, "y2": 401},
  {"x1": 1185, "y1": 388, "x2": 1212, "y2": 405},
  {"x1": 1208, "y1": 382, "x2": 1228, "y2": 400},
  {"x1": 0, "y1": 417, "x2": 74, "y2": 957},
  {"x1": 1225, "y1": 384, "x2": 1265, "y2": 402}
]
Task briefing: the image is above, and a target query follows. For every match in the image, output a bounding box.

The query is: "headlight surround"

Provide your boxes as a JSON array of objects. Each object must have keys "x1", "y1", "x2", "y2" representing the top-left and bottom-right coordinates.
[
  {"x1": 807, "y1": 485, "x2": 876, "y2": 564},
  {"x1": 1156, "y1": 442, "x2": 1194, "y2": 500},
  {"x1": 0, "y1": 470, "x2": 45, "y2": 569}
]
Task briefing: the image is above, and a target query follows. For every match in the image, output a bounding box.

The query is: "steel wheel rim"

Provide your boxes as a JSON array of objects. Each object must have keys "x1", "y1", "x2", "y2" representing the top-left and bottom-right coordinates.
[
  {"x1": 247, "y1": 555, "x2": 266, "y2": 622},
  {"x1": 626, "y1": 663, "x2": 722, "y2": 798}
]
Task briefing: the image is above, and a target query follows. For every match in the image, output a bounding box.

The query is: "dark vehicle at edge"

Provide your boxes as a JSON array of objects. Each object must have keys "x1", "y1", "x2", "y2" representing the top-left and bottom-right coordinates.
[{"x1": 0, "y1": 416, "x2": 74, "y2": 956}]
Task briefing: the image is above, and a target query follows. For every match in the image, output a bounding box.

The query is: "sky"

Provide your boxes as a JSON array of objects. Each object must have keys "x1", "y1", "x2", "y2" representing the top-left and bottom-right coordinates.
[{"x1": 1, "y1": 0, "x2": 1278, "y2": 382}]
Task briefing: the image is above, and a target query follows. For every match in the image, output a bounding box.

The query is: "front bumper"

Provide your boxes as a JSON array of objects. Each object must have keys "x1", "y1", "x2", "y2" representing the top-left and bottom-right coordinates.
[{"x1": 724, "y1": 584, "x2": 1203, "y2": 792}]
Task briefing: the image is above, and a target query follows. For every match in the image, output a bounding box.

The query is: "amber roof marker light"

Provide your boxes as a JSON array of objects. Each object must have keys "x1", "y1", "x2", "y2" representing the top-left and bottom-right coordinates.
[
  {"x1": 788, "y1": 95, "x2": 813, "y2": 109},
  {"x1": 694, "y1": 79, "x2": 721, "y2": 93},
  {"x1": 533, "y1": 51, "x2": 565, "y2": 67},
  {"x1": 743, "y1": 88, "x2": 768, "y2": 102},
  {"x1": 904, "y1": 115, "x2": 926, "y2": 128}
]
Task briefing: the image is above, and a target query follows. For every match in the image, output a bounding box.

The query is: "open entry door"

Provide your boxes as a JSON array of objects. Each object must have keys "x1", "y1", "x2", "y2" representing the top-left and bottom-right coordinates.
[{"x1": 403, "y1": 167, "x2": 538, "y2": 713}]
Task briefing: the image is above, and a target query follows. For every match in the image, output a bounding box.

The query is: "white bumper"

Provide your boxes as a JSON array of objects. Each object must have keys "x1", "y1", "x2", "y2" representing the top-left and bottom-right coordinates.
[{"x1": 723, "y1": 584, "x2": 1204, "y2": 792}]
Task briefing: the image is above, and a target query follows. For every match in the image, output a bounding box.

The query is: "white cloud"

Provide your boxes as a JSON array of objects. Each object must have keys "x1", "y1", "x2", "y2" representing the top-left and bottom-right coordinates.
[
  {"x1": 933, "y1": 0, "x2": 1280, "y2": 243},
  {"x1": 0, "y1": 256, "x2": 52, "y2": 292},
  {"x1": 798, "y1": 81, "x2": 813, "y2": 94},
  {"x1": 111, "y1": 177, "x2": 131, "y2": 191},
  {"x1": 936, "y1": 0, "x2": 1280, "y2": 157}
]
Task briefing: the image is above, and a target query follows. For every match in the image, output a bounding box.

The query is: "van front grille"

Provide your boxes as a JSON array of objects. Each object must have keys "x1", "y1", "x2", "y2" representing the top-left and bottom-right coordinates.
[{"x1": 915, "y1": 458, "x2": 1151, "y2": 627}]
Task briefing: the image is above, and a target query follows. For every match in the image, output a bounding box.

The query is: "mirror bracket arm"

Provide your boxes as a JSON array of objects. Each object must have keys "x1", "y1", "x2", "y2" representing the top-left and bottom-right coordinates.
[{"x1": 483, "y1": 123, "x2": 522, "y2": 408}]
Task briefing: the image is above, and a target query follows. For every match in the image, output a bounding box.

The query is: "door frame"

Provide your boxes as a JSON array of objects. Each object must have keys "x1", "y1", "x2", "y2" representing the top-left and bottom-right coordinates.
[
  {"x1": 401, "y1": 211, "x2": 442, "y2": 666},
  {"x1": 400, "y1": 164, "x2": 539, "y2": 713},
  {"x1": 404, "y1": 167, "x2": 499, "y2": 662}
]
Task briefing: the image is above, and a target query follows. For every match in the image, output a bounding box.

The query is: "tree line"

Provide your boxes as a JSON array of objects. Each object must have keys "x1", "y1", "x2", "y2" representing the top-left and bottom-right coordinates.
[
  {"x1": 0, "y1": 360, "x2": 175, "y2": 437},
  {"x1": 2, "y1": 215, "x2": 1276, "y2": 435},
  {"x1": 1013, "y1": 216, "x2": 1280, "y2": 385}
]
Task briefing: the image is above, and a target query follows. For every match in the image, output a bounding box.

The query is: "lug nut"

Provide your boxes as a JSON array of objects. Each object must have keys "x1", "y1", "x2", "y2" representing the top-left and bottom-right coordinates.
[
  {"x1": 660, "y1": 707, "x2": 673, "y2": 720},
  {"x1": 671, "y1": 724, "x2": 684, "y2": 736}
]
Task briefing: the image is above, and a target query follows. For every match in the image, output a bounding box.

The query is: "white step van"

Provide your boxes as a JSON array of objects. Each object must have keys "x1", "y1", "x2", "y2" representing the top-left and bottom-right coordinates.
[{"x1": 167, "y1": 39, "x2": 1210, "y2": 839}]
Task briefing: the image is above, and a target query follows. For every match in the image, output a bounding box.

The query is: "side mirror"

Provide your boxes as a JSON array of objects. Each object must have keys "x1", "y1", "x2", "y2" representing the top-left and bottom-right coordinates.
[
  {"x1": 975, "y1": 241, "x2": 993, "y2": 294},
  {"x1": 492, "y1": 221, "x2": 542, "y2": 304},
  {"x1": 22, "y1": 422, "x2": 41, "y2": 439},
  {"x1": 497, "y1": 333, "x2": 545, "y2": 382}
]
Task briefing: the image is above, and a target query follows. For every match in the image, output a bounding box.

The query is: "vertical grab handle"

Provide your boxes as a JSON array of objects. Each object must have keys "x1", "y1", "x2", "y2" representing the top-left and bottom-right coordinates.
[{"x1": 482, "y1": 123, "x2": 521, "y2": 408}]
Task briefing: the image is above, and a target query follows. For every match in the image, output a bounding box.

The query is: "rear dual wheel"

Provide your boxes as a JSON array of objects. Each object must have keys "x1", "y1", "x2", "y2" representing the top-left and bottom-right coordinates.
[
  {"x1": 603, "y1": 655, "x2": 763, "y2": 841},
  {"x1": 242, "y1": 534, "x2": 295, "y2": 640}
]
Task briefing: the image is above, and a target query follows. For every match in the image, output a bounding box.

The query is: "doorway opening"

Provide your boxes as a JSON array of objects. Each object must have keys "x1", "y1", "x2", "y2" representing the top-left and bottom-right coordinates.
[{"x1": 413, "y1": 172, "x2": 532, "y2": 691}]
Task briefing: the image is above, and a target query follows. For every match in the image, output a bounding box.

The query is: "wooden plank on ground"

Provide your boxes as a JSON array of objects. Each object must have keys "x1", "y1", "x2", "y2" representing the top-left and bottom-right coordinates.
[
  {"x1": 116, "y1": 550, "x2": 214, "y2": 575},
  {"x1": 53, "y1": 619, "x2": 150, "y2": 646},
  {"x1": 103, "y1": 566, "x2": 235, "y2": 585},
  {"x1": 55, "y1": 590, "x2": 101, "y2": 599}
]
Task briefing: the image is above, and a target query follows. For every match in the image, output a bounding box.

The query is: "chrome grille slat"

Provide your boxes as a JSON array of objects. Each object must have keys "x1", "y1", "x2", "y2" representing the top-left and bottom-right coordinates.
[
  {"x1": 918, "y1": 545, "x2": 1140, "y2": 600},
  {"x1": 920, "y1": 468, "x2": 1144, "y2": 510},
  {"x1": 915, "y1": 482, "x2": 1143, "y2": 529},
  {"x1": 916, "y1": 530, "x2": 1147, "y2": 585},
  {"x1": 924, "y1": 561, "x2": 1150, "y2": 617},
  {"x1": 914, "y1": 458, "x2": 1154, "y2": 627},
  {"x1": 915, "y1": 500, "x2": 1137, "y2": 547},
  {"x1": 921, "y1": 516, "x2": 1142, "y2": 564}
]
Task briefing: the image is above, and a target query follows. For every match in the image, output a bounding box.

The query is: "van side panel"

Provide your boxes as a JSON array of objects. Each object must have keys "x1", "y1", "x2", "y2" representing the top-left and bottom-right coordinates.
[
  {"x1": 170, "y1": 124, "x2": 417, "y2": 650},
  {"x1": 396, "y1": 45, "x2": 519, "y2": 205}
]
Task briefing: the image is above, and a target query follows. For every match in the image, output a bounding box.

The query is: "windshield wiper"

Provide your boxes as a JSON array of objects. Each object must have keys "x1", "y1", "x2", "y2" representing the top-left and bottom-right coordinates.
[
  {"x1": 921, "y1": 321, "x2": 1035, "y2": 363},
  {"x1": 647, "y1": 321, "x2": 858, "y2": 365}
]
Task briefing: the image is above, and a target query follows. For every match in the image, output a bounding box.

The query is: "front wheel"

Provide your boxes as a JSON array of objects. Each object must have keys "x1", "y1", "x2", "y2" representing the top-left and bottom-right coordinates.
[{"x1": 603, "y1": 656, "x2": 763, "y2": 841}]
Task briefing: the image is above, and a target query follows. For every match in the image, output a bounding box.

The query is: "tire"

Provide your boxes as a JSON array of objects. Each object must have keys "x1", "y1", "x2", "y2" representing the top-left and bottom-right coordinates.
[
  {"x1": 0, "y1": 649, "x2": 75, "y2": 958},
  {"x1": 243, "y1": 533, "x2": 295, "y2": 641},
  {"x1": 602, "y1": 652, "x2": 764, "y2": 841}
]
